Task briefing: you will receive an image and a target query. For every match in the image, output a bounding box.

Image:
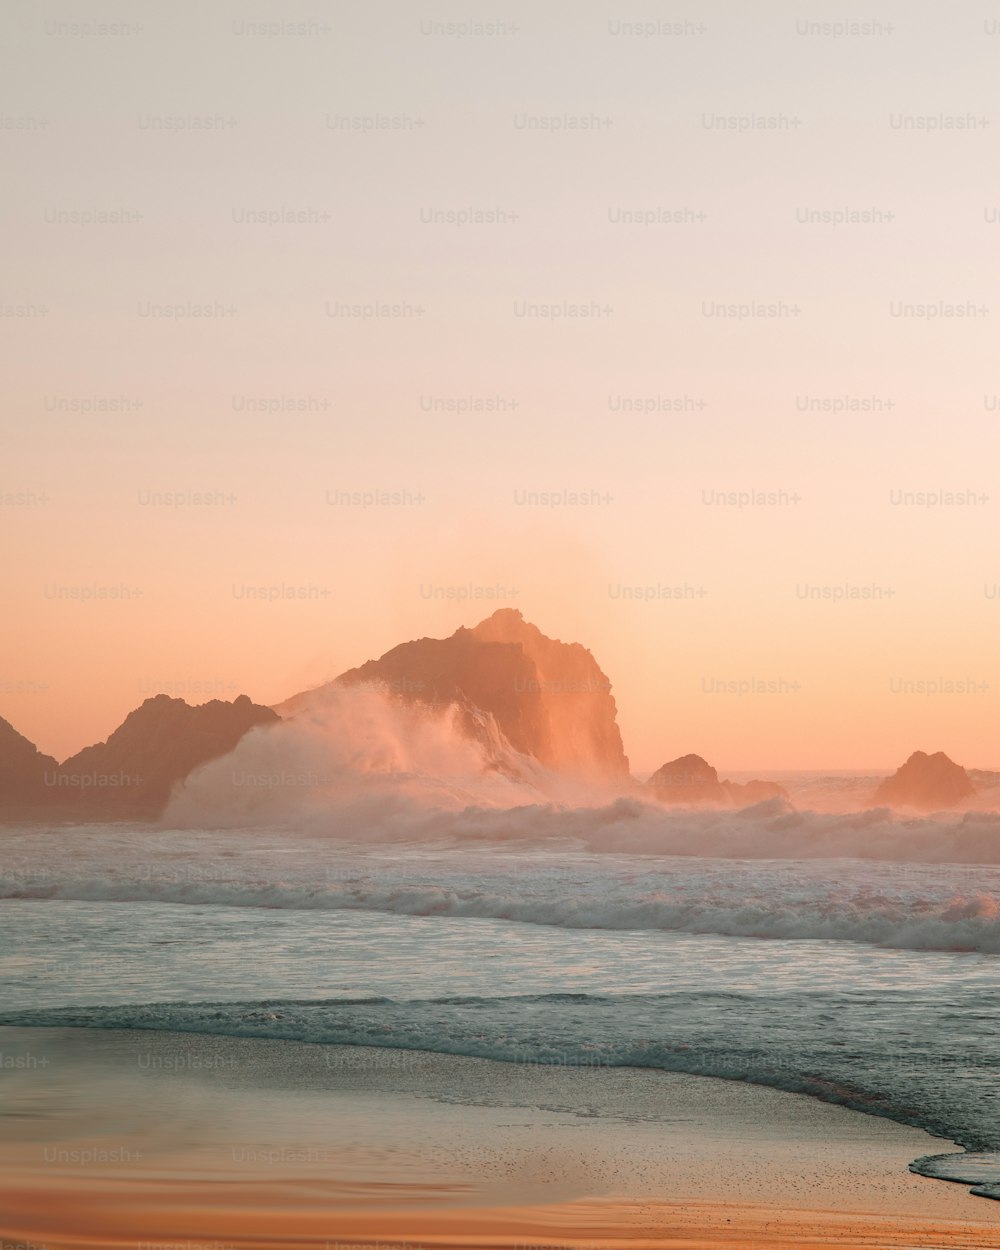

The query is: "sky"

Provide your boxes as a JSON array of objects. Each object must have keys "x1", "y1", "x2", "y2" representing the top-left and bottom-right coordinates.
[{"x1": 2, "y1": 0, "x2": 999, "y2": 772}]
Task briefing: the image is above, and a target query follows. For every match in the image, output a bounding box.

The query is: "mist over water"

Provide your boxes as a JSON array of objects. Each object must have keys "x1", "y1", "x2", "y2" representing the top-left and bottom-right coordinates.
[
  {"x1": 159, "y1": 687, "x2": 1000, "y2": 867},
  {"x1": 165, "y1": 684, "x2": 565, "y2": 827}
]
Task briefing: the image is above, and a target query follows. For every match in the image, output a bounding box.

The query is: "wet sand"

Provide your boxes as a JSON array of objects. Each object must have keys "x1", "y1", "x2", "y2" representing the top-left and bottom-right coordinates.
[{"x1": 1, "y1": 1027, "x2": 998, "y2": 1249}]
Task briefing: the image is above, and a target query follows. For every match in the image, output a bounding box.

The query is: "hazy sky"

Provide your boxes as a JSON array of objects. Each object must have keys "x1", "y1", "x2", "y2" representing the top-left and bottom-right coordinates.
[{"x1": 3, "y1": 1, "x2": 999, "y2": 770}]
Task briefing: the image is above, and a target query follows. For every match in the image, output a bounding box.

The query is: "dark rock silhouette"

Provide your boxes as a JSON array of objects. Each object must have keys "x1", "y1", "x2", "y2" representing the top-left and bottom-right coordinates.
[
  {"x1": 49, "y1": 694, "x2": 279, "y2": 818},
  {"x1": 870, "y1": 750, "x2": 975, "y2": 811},
  {"x1": 647, "y1": 754, "x2": 726, "y2": 803},
  {"x1": 721, "y1": 778, "x2": 789, "y2": 805},
  {"x1": 0, "y1": 716, "x2": 59, "y2": 810},
  {"x1": 280, "y1": 608, "x2": 629, "y2": 780},
  {"x1": 647, "y1": 754, "x2": 789, "y2": 807}
]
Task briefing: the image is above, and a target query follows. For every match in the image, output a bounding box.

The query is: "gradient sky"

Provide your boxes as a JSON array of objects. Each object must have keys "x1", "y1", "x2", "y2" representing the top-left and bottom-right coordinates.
[{"x1": 3, "y1": 1, "x2": 999, "y2": 771}]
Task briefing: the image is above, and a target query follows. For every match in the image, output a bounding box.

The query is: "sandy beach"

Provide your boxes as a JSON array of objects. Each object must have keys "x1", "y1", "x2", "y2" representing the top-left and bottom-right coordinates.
[{"x1": 1, "y1": 1026, "x2": 998, "y2": 1249}]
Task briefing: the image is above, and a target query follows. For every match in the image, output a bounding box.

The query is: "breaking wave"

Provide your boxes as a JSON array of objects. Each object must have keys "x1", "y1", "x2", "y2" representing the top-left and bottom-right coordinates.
[{"x1": 3, "y1": 863, "x2": 999, "y2": 954}]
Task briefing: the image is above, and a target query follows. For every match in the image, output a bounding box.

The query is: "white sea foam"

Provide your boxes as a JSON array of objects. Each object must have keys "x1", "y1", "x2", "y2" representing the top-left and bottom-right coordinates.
[
  {"x1": 3, "y1": 858, "x2": 999, "y2": 953},
  {"x1": 146, "y1": 686, "x2": 1000, "y2": 870},
  {"x1": 912, "y1": 1151, "x2": 1000, "y2": 1200}
]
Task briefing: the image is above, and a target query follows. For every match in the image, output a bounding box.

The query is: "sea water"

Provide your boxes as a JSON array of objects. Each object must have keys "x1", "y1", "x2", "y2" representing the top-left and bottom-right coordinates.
[{"x1": 1, "y1": 803, "x2": 998, "y2": 1199}]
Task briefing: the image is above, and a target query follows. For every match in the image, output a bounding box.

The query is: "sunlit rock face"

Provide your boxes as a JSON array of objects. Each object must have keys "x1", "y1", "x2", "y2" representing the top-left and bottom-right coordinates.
[
  {"x1": 467, "y1": 608, "x2": 629, "y2": 780},
  {"x1": 870, "y1": 750, "x2": 976, "y2": 811}
]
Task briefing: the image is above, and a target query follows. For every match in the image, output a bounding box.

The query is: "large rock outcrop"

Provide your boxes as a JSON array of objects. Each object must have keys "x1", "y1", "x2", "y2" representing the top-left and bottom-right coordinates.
[
  {"x1": 54, "y1": 694, "x2": 279, "y2": 816},
  {"x1": 0, "y1": 716, "x2": 59, "y2": 811},
  {"x1": 279, "y1": 609, "x2": 629, "y2": 781},
  {"x1": 647, "y1": 753, "x2": 788, "y2": 807},
  {"x1": 870, "y1": 750, "x2": 975, "y2": 811},
  {"x1": 647, "y1": 754, "x2": 726, "y2": 803},
  {"x1": 467, "y1": 609, "x2": 628, "y2": 779}
]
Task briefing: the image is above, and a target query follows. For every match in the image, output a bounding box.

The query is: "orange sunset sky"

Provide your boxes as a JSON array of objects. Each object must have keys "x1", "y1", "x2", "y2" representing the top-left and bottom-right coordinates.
[{"x1": 3, "y1": 2, "x2": 999, "y2": 772}]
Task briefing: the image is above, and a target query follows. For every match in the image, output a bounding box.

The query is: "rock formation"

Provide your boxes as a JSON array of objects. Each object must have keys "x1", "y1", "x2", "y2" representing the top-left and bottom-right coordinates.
[
  {"x1": 870, "y1": 750, "x2": 975, "y2": 811},
  {"x1": 280, "y1": 608, "x2": 629, "y2": 781},
  {"x1": 0, "y1": 716, "x2": 59, "y2": 811},
  {"x1": 52, "y1": 694, "x2": 279, "y2": 817},
  {"x1": 720, "y1": 778, "x2": 789, "y2": 805},
  {"x1": 647, "y1": 754, "x2": 726, "y2": 803},
  {"x1": 647, "y1": 754, "x2": 789, "y2": 807}
]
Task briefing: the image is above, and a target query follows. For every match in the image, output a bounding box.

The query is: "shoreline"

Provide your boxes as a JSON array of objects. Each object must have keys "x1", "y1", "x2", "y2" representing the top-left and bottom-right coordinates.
[{"x1": 1, "y1": 1027, "x2": 999, "y2": 1248}]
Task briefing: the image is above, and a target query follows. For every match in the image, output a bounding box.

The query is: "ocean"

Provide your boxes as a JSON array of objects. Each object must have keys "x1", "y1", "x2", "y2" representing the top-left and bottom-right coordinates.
[{"x1": 2, "y1": 784, "x2": 999, "y2": 1200}]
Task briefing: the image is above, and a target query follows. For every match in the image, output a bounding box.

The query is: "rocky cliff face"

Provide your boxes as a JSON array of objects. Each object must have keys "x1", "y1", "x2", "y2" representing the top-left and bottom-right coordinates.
[
  {"x1": 0, "y1": 716, "x2": 59, "y2": 811},
  {"x1": 467, "y1": 609, "x2": 628, "y2": 779},
  {"x1": 52, "y1": 694, "x2": 279, "y2": 817},
  {"x1": 285, "y1": 608, "x2": 630, "y2": 781},
  {"x1": 870, "y1": 750, "x2": 975, "y2": 811}
]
